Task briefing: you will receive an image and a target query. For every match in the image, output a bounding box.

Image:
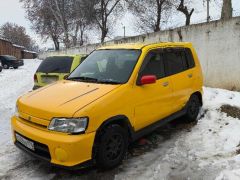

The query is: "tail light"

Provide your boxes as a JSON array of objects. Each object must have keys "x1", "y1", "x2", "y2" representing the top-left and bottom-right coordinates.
[{"x1": 34, "y1": 74, "x2": 38, "y2": 82}]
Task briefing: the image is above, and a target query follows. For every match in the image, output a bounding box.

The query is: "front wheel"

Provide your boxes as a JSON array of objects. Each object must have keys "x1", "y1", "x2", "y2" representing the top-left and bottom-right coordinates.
[
  {"x1": 13, "y1": 67, "x2": 18, "y2": 69},
  {"x1": 3, "y1": 64, "x2": 9, "y2": 69},
  {"x1": 184, "y1": 95, "x2": 201, "y2": 123},
  {"x1": 95, "y1": 124, "x2": 128, "y2": 169}
]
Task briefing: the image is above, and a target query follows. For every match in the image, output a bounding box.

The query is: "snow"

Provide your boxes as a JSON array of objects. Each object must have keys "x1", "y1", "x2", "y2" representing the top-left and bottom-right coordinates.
[{"x1": 1, "y1": 59, "x2": 240, "y2": 179}]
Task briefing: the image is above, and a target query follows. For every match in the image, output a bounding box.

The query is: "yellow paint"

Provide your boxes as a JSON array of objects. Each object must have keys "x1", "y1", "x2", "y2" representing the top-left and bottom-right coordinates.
[
  {"x1": 35, "y1": 54, "x2": 86, "y2": 88},
  {"x1": 11, "y1": 42, "x2": 203, "y2": 167}
]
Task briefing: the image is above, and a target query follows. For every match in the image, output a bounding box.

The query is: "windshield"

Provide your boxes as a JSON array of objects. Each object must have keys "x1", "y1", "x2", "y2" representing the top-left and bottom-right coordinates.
[
  {"x1": 68, "y1": 49, "x2": 141, "y2": 84},
  {"x1": 4, "y1": 55, "x2": 17, "y2": 60},
  {"x1": 37, "y1": 56, "x2": 73, "y2": 73}
]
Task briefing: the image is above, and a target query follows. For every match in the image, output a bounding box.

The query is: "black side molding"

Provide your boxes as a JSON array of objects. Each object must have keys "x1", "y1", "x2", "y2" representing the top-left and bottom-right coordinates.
[{"x1": 131, "y1": 107, "x2": 187, "y2": 141}]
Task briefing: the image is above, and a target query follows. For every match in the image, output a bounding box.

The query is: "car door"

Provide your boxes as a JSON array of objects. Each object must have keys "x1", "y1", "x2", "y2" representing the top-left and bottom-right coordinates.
[
  {"x1": 163, "y1": 48, "x2": 195, "y2": 113},
  {"x1": 133, "y1": 49, "x2": 173, "y2": 131}
]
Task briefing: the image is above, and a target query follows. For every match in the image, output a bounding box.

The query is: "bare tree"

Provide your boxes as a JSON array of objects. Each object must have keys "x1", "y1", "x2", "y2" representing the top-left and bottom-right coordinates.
[
  {"x1": 71, "y1": 0, "x2": 92, "y2": 46},
  {"x1": 177, "y1": 0, "x2": 194, "y2": 26},
  {"x1": 46, "y1": 0, "x2": 73, "y2": 48},
  {"x1": 221, "y1": 0, "x2": 232, "y2": 20},
  {"x1": 89, "y1": 0, "x2": 122, "y2": 43},
  {"x1": 127, "y1": 0, "x2": 176, "y2": 33},
  {"x1": 0, "y1": 22, "x2": 38, "y2": 50},
  {"x1": 21, "y1": 0, "x2": 91, "y2": 49},
  {"x1": 20, "y1": 0, "x2": 62, "y2": 50}
]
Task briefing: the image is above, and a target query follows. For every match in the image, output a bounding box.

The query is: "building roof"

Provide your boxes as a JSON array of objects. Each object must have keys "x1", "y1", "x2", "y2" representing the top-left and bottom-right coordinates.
[
  {"x1": 13, "y1": 44, "x2": 25, "y2": 49},
  {"x1": 23, "y1": 49, "x2": 38, "y2": 54},
  {"x1": 0, "y1": 36, "x2": 11, "y2": 43}
]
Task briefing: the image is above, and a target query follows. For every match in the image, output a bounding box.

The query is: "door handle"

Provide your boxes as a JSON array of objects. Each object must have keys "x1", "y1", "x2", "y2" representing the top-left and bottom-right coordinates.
[
  {"x1": 162, "y1": 82, "x2": 169, "y2": 87},
  {"x1": 188, "y1": 74, "x2": 193, "y2": 78}
]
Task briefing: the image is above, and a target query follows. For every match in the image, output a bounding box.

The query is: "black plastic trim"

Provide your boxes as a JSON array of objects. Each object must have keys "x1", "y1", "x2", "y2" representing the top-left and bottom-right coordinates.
[{"x1": 131, "y1": 107, "x2": 187, "y2": 141}]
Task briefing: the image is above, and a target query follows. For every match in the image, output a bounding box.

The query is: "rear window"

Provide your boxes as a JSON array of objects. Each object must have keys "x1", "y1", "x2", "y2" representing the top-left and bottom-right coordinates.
[{"x1": 37, "y1": 56, "x2": 73, "y2": 73}]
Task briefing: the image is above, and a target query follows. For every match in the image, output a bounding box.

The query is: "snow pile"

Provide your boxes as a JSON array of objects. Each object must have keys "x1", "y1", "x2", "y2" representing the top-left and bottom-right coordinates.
[{"x1": 115, "y1": 88, "x2": 240, "y2": 180}]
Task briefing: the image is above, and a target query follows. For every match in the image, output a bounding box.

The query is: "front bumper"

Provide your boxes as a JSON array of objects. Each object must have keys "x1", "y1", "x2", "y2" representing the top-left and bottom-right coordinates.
[{"x1": 11, "y1": 116, "x2": 96, "y2": 168}]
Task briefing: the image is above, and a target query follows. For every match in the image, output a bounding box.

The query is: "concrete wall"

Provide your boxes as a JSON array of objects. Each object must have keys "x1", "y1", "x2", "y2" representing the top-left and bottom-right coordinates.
[{"x1": 39, "y1": 17, "x2": 240, "y2": 90}]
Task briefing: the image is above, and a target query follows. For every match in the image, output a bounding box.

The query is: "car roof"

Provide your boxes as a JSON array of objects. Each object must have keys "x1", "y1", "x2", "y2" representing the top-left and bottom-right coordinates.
[
  {"x1": 48, "y1": 54, "x2": 87, "y2": 58},
  {"x1": 0, "y1": 55, "x2": 17, "y2": 58},
  {"x1": 98, "y1": 42, "x2": 192, "y2": 50},
  {"x1": 49, "y1": 55, "x2": 76, "y2": 57}
]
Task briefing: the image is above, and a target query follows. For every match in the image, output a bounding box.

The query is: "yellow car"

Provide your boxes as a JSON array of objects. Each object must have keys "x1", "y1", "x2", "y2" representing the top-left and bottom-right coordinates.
[
  {"x1": 33, "y1": 55, "x2": 86, "y2": 90},
  {"x1": 12, "y1": 42, "x2": 203, "y2": 169}
]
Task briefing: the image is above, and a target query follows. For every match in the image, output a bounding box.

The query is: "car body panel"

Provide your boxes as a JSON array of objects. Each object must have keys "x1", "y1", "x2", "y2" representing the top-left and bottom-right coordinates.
[
  {"x1": 19, "y1": 80, "x2": 121, "y2": 120},
  {"x1": 34, "y1": 55, "x2": 86, "y2": 88},
  {"x1": 12, "y1": 42, "x2": 203, "y2": 167},
  {"x1": 0, "y1": 55, "x2": 24, "y2": 68},
  {"x1": 11, "y1": 116, "x2": 95, "y2": 167}
]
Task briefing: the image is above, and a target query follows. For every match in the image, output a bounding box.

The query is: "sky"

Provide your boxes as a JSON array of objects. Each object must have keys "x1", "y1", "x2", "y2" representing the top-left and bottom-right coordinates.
[{"x1": 0, "y1": 0, "x2": 239, "y2": 49}]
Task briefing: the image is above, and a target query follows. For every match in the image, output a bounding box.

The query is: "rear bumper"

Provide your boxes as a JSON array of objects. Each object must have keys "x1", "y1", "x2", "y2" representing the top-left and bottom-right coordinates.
[{"x1": 11, "y1": 116, "x2": 96, "y2": 168}]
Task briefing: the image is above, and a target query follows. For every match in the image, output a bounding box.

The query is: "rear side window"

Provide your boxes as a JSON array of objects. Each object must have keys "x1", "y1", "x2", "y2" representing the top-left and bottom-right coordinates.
[
  {"x1": 140, "y1": 50, "x2": 165, "y2": 79},
  {"x1": 37, "y1": 56, "x2": 73, "y2": 73},
  {"x1": 185, "y1": 48, "x2": 195, "y2": 68},
  {"x1": 164, "y1": 51, "x2": 184, "y2": 75},
  {"x1": 164, "y1": 48, "x2": 193, "y2": 76}
]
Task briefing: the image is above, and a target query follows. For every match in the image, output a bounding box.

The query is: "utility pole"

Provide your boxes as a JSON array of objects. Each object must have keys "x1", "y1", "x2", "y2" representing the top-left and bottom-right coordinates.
[
  {"x1": 123, "y1": 26, "x2": 126, "y2": 38},
  {"x1": 207, "y1": 0, "x2": 210, "y2": 22}
]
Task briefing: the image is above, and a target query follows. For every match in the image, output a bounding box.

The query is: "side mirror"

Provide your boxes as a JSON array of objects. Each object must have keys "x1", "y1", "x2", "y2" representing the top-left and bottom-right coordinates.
[{"x1": 140, "y1": 75, "x2": 157, "y2": 85}]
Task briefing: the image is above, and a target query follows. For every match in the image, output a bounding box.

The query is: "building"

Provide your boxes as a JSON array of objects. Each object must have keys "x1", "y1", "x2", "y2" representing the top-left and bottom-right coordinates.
[
  {"x1": 0, "y1": 36, "x2": 38, "y2": 59},
  {"x1": 0, "y1": 37, "x2": 12, "y2": 55},
  {"x1": 12, "y1": 44, "x2": 25, "y2": 59}
]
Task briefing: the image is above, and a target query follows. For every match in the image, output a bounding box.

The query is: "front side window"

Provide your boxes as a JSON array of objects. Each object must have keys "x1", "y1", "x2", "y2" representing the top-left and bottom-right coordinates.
[
  {"x1": 68, "y1": 49, "x2": 141, "y2": 84},
  {"x1": 37, "y1": 56, "x2": 73, "y2": 73},
  {"x1": 140, "y1": 50, "x2": 165, "y2": 79}
]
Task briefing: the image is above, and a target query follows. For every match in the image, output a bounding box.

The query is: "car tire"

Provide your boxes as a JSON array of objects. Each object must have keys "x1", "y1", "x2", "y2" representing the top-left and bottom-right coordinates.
[
  {"x1": 3, "y1": 64, "x2": 9, "y2": 69},
  {"x1": 13, "y1": 67, "x2": 18, "y2": 69},
  {"x1": 184, "y1": 94, "x2": 201, "y2": 123},
  {"x1": 95, "y1": 124, "x2": 128, "y2": 169}
]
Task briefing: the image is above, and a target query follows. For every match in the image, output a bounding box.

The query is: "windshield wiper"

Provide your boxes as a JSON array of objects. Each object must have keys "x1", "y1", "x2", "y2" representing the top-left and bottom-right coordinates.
[
  {"x1": 97, "y1": 79, "x2": 122, "y2": 84},
  {"x1": 67, "y1": 76, "x2": 98, "y2": 82}
]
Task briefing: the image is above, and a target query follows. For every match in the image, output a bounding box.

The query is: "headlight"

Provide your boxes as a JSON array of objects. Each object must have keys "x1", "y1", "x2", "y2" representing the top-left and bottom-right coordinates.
[
  {"x1": 48, "y1": 117, "x2": 88, "y2": 134},
  {"x1": 15, "y1": 104, "x2": 19, "y2": 117}
]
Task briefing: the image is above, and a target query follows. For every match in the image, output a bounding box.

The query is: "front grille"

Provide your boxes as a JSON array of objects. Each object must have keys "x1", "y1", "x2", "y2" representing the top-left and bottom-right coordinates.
[
  {"x1": 18, "y1": 113, "x2": 49, "y2": 129},
  {"x1": 15, "y1": 132, "x2": 51, "y2": 161},
  {"x1": 20, "y1": 117, "x2": 47, "y2": 129}
]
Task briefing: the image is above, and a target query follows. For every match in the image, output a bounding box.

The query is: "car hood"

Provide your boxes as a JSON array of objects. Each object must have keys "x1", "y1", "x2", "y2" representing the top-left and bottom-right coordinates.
[{"x1": 18, "y1": 80, "x2": 121, "y2": 120}]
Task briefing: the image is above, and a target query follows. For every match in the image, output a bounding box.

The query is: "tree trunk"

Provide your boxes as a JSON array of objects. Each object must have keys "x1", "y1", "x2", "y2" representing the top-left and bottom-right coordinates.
[
  {"x1": 52, "y1": 37, "x2": 59, "y2": 51},
  {"x1": 101, "y1": 28, "x2": 107, "y2": 43},
  {"x1": 221, "y1": 0, "x2": 232, "y2": 20},
  {"x1": 177, "y1": 0, "x2": 194, "y2": 26},
  {"x1": 154, "y1": 0, "x2": 162, "y2": 32},
  {"x1": 80, "y1": 28, "x2": 86, "y2": 46}
]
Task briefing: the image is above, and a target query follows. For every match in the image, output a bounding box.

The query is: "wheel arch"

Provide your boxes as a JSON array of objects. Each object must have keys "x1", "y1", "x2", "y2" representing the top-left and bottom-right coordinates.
[
  {"x1": 191, "y1": 91, "x2": 203, "y2": 106},
  {"x1": 92, "y1": 115, "x2": 134, "y2": 160},
  {"x1": 95, "y1": 115, "x2": 134, "y2": 140}
]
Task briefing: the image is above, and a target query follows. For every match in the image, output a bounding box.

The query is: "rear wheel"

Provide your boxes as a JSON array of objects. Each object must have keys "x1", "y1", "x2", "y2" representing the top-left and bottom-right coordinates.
[
  {"x1": 95, "y1": 124, "x2": 128, "y2": 169},
  {"x1": 3, "y1": 64, "x2": 9, "y2": 69},
  {"x1": 184, "y1": 94, "x2": 201, "y2": 123}
]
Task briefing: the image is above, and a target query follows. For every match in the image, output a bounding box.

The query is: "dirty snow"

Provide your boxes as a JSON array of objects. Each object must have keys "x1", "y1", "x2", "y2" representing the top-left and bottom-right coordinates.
[{"x1": 1, "y1": 59, "x2": 240, "y2": 180}]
